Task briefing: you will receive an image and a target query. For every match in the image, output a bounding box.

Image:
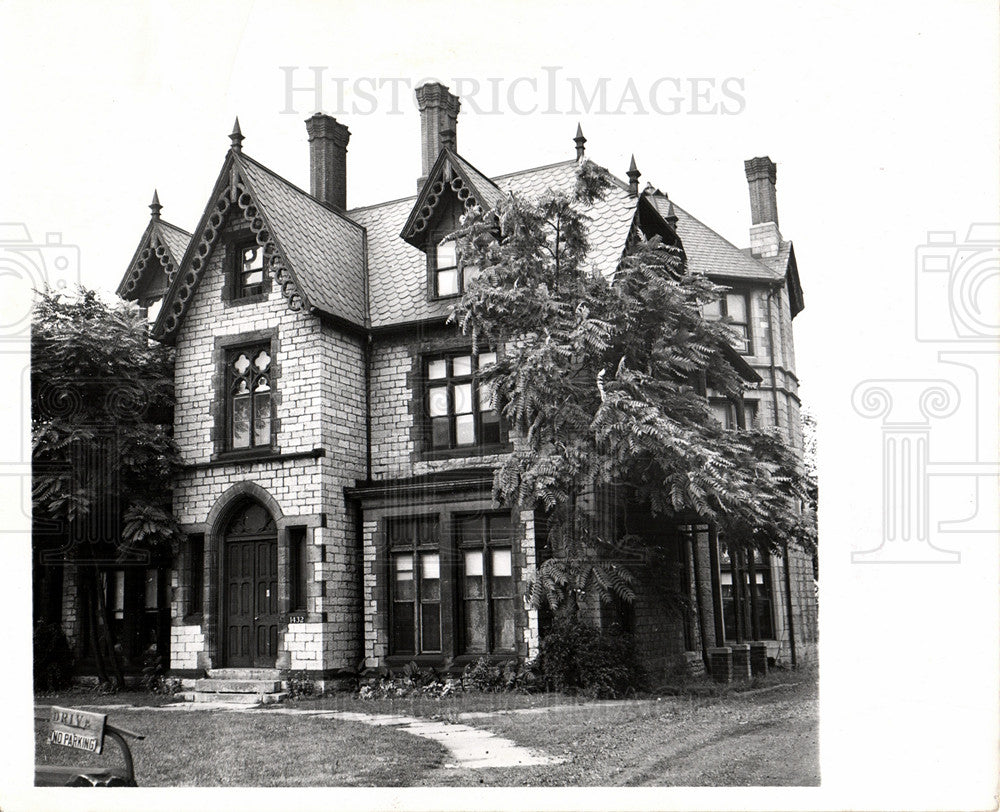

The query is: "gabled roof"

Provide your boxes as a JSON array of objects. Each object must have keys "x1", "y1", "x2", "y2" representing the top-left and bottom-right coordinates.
[
  {"x1": 118, "y1": 218, "x2": 192, "y2": 301},
  {"x1": 400, "y1": 149, "x2": 506, "y2": 247},
  {"x1": 754, "y1": 240, "x2": 805, "y2": 317},
  {"x1": 354, "y1": 158, "x2": 639, "y2": 329},
  {"x1": 646, "y1": 192, "x2": 781, "y2": 282},
  {"x1": 239, "y1": 154, "x2": 366, "y2": 327},
  {"x1": 150, "y1": 149, "x2": 366, "y2": 343}
]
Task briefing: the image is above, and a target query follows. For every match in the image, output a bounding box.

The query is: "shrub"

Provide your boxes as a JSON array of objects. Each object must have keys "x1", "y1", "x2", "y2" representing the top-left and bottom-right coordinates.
[
  {"x1": 287, "y1": 671, "x2": 318, "y2": 700},
  {"x1": 462, "y1": 657, "x2": 538, "y2": 693},
  {"x1": 33, "y1": 620, "x2": 74, "y2": 692},
  {"x1": 139, "y1": 644, "x2": 164, "y2": 692},
  {"x1": 536, "y1": 617, "x2": 644, "y2": 698}
]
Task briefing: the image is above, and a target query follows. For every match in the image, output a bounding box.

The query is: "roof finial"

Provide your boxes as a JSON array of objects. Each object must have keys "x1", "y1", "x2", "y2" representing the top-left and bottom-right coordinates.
[
  {"x1": 149, "y1": 189, "x2": 162, "y2": 220},
  {"x1": 627, "y1": 154, "x2": 641, "y2": 196},
  {"x1": 574, "y1": 123, "x2": 587, "y2": 160},
  {"x1": 230, "y1": 117, "x2": 244, "y2": 152}
]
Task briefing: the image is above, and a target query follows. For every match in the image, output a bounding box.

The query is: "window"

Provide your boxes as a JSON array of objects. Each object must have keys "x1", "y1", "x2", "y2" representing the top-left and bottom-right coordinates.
[
  {"x1": 230, "y1": 238, "x2": 267, "y2": 300},
  {"x1": 457, "y1": 514, "x2": 515, "y2": 654},
  {"x1": 388, "y1": 518, "x2": 442, "y2": 655},
  {"x1": 226, "y1": 345, "x2": 272, "y2": 450},
  {"x1": 721, "y1": 548, "x2": 775, "y2": 640},
  {"x1": 704, "y1": 291, "x2": 752, "y2": 354},
  {"x1": 425, "y1": 350, "x2": 500, "y2": 450},
  {"x1": 431, "y1": 237, "x2": 479, "y2": 298},
  {"x1": 710, "y1": 398, "x2": 758, "y2": 430},
  {"x1": 188, "y1": 534, "x2": 204, "y2": 616},
  {"x1": 289, "y1": 526, "x2": 308, "y2": 612}
]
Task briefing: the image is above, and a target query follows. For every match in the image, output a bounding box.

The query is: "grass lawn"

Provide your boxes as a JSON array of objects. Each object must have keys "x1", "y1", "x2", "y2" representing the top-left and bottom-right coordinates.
[
  {"x1": 34, "y1": 707, "x2": 444, "y2": 786},
  {"x1": 418, "y1": 675, "x2": 819, "y2": 786},
  {"x1": 34, "y1": 669, "x2": 817, "y2": 786}
]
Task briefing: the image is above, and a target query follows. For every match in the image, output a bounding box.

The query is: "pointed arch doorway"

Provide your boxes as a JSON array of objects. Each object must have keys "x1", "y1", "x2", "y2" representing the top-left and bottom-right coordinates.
[{"x1": 222, "y1": 500, "x2": 279, "y2": 667}]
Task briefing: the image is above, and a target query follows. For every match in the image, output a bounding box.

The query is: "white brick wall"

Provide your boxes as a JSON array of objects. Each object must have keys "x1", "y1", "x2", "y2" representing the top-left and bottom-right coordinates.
[{"x1": 170, "y1": 625, "x2": 206, "y2": 670}]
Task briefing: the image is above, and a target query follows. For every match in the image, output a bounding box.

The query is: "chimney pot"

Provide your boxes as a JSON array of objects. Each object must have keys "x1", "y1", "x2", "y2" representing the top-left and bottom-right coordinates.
[
  {"x1": 415, "y1": 83, "x2": 461, "y2": 189},
  {"x1": 305, "y1": 113, "x2": 350, "y2": 211}
]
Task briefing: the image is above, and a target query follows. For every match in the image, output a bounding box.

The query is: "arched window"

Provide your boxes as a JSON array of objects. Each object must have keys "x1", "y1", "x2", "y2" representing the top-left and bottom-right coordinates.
[{"x1": 228, "y1": 346, "x2": 272, "y2": 449}]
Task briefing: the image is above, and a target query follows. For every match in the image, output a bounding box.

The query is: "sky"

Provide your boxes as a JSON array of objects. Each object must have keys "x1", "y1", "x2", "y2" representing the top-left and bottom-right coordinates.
[{"x1": 1, "y1": 2, "x2": 998, "y2": 809}]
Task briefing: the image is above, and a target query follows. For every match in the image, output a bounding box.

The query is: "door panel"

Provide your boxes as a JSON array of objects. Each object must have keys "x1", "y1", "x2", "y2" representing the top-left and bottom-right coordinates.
[{"x1": 224, "y1": 536, "x2": 278, "y2": 668}]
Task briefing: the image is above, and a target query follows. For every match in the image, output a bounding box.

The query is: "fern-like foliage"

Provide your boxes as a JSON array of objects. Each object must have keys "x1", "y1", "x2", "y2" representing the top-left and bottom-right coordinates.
[{"x1": 450, "y1": 163, "x2": 816, "y2": 618}]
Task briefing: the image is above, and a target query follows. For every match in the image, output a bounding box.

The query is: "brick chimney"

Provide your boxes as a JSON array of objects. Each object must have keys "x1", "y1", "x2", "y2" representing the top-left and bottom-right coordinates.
[
  {"x1": 305, "y1": 113, "x2": 350, "y2": 211},
  {"x1": 415, "y1": 83, "x2": 461, "y2": 189},
  {"x1": 744, "y1": 156, "x2": 781, "y2": 258}
]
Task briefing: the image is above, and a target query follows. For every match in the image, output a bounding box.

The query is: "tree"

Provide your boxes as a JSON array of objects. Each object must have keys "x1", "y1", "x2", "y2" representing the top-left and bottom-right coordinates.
[
  {"x1": 32, "y1": 287, "x2": 182, "y2": 687},
  {"x1": 451, "y1": 162, "x2": 816, "y2": 618}
]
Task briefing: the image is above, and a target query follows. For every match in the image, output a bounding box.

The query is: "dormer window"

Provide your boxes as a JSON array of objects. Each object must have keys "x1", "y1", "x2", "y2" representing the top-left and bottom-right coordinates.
[
  {"x1": 429, "y1": 230, "x2": 479, "y2": 300},
  {"x1": 434, "y1": 238, "x2": 460, "y2": 297}
]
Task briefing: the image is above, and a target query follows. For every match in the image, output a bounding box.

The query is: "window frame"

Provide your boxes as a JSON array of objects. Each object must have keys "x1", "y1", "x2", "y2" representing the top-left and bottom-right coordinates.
[
  {"x1": 212, "y1": 330, "x2": 281, "y2": 461},
  {"x1": 186, "y1": 533, "x2": 204, "y2": 619},
  {"x1": 705, "y1": 289, "x2": 753, "y2": 355},
  {"x1": 456, "y1": 513, "x2": 517, "y2": 656},
  {"x1": 224, "y1": 231, "x2": 272, "y2": 305},
  {"x1": 387, "y1": 517, "x2": 444, "y2": 657},
  {"x1": 422, "y1": 349, "x2": 503, "y2": 454},
  {"x1": 225, "y1": 344, "x2": 274, "y2": 452},
  {"x1": 720, "y1": 548, "x2": 775, "y2": 641},
  {"x1": 709, "y1": 398, "x2": 758, "y2": 430}
]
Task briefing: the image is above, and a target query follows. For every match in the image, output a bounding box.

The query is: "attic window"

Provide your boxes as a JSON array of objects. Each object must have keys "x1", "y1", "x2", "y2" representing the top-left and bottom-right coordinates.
[
  {"x1": 238, "y1": 244, "x2": 265, "y2": 297},
  {"x1": 226, "y1": 235, "x2": 271, "y2": 304}
]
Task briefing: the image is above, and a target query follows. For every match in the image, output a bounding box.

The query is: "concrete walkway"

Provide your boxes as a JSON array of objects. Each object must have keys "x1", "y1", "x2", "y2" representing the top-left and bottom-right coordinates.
[{"x1": 65, "y1": 701, "x2": 565, "y2": 771}]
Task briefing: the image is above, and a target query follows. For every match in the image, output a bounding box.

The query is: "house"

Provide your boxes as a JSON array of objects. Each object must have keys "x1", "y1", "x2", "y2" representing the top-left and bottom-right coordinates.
[{"x1": 54, "y1": 83, "x2": 816, "y2": 685}]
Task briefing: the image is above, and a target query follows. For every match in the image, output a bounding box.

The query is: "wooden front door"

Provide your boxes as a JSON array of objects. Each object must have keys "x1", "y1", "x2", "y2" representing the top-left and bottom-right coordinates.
[{"x1": 223, "y1": 502, "x2": 278, "y2": 667}]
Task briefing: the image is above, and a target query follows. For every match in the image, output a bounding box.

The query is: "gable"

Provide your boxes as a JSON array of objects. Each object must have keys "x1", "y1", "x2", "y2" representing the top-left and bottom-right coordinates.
[
  {"x1": 118, "y1": 219, "x2": 192, "y2": 303},
  {"x1": 356, "y1": 159, "x2": 640, "y2": 329},
  {"x1": 400, "y1": 149, "x2": 506, "y2": 248},
  {"x1": 152, "y1": 151, "x2": 366, "y2": 343}
]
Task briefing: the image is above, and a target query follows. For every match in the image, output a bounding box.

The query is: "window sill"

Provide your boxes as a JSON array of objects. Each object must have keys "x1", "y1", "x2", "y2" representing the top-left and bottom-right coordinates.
[
  {"x1": 212, "y1": 447, "x2": 282, "y2": 463},
  {"x1": 187, "y1": 446, "x2": 325, "y2": 470},
  {"x1": 419, "y1": 443, "x2": 511, "y2": 462},
  {"x1": 223, "y1": 291, "x2": 270, "y2": 307}
]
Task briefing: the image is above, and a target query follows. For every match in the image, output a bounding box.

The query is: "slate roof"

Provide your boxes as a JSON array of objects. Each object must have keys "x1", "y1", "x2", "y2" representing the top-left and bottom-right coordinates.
[
  {"x1": 130, "y1": 142, "x2": 800, "y2": 336},
  {"x1": 239, "y1": 154, "x2": 366, "y2": 327},
  {"x1": 646, "y1": 193, "x2": 780, "y2": 282},
  {"x1": 156, "y1": 220, "x2": 193, "y2": 266},
  {"x1": 351, "y1": 158, "x2": 640, "y2": 328}
]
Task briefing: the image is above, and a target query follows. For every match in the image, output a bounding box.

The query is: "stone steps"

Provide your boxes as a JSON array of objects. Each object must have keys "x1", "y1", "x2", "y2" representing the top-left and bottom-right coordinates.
[
  {"x1": 195, "y1": 678, "x2": 283, "y2": 693},
  {"x1": 181, "y1": 668, "x2": 288, "y2": 706},
  {"x1": 180, "y1": 690, "x2": 286, "y2": 705},
  {"x1": 206, "y1": 668, "x2": 284, "y2": 680}
]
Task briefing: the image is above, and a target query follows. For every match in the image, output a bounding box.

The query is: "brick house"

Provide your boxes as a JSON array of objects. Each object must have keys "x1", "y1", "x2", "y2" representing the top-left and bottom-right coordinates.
[{"x1": 70, "y1": 82, "x2": 815, "y2": 684}]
